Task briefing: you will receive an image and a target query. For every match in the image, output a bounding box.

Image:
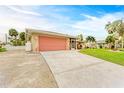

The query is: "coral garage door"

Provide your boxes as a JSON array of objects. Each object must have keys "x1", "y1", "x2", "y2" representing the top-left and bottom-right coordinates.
[{"x1": 39, "y1": 36, "x2": 67, "y2": 51}]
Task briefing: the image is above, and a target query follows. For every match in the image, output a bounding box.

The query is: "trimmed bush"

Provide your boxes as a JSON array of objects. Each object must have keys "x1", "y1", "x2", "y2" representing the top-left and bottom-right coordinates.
[
  {"x1": 17, "y1": 39, "x2": 22, "y2": 46},
  {"x1": 0, "y1": 48, "x2": 6, "y2": 52},
  {"x1": 12, "y1": 40, "x2": 17, "y2": 46},
  {"x1": 11, "y1": 39, "x2": 25, "y2": 46}
]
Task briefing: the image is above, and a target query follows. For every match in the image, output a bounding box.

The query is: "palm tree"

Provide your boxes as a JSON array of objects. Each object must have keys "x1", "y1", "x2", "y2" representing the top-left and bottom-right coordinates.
[
  {"x1": 86, "y1": 36, "x2": 96, "y2": 48},
  {"x1": 86, "y1": 36, "x2": 96, "y2": 42},
  {"x1": 105, "y1": 20, "x2": 124, "y2": 48}
]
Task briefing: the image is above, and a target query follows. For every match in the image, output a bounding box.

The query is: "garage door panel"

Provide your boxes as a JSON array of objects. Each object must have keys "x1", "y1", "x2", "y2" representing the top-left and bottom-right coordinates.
[{"x1": 39, "y1": 36, "x2": 66, "y2": 51}]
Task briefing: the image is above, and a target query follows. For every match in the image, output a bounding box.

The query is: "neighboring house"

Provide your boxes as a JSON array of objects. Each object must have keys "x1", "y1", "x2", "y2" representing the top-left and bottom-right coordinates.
[
  {"x1": 26, "y1": 28, "x2": 77, "y2": 51},
  {"x1": 96, "y1": 40, "x2": 106, "y2": 48},
  {"x1": 85, "y1": 42, "x2": 97, "y2": 48}
]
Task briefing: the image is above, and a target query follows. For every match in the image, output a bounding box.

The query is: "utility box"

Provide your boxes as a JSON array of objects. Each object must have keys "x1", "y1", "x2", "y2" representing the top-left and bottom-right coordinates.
[{"x1": 25, "y1": 41, "x2": 32, "y2": 51}]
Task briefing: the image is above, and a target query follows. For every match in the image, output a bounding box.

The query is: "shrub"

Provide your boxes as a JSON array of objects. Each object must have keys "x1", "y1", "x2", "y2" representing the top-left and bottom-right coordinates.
[
  {"x1": 99, "y1": 45, "x2": 103, "y2": 49},
  {"x1": 17, "y1": 39, "x2": 22, "y2": 46},
  {"x1": 111, "y1": 45, "x2": 114, "y2": 49},
  {"x1": 0, "y1": 45, "x2": 2, "y2": 48},
  {"x1": 21, "y1": 40, "x2": 25, "y2": 46},
  {"x1": 0, "y1": 48, "x2": 6, "y2": 52},
  {"x1": 11, "y1": 39, "x2": 25, "y2": 46},
  {"x1": 12, "y1": 39, "x2": 17, "y2": 46}
]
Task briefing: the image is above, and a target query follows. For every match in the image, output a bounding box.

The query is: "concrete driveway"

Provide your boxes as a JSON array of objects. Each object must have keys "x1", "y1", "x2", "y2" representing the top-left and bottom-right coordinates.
[
  {"x1": 41, "y1": 50, "x2": 124, "y2": 88},
  {"x1": 0, "y1": 48, "x2": 57, "y2": 88}
]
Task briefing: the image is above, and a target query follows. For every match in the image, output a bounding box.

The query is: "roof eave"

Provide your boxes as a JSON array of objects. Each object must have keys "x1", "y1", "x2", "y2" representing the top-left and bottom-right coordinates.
[{"x1": 26, "y1": 28, "x2": 77, "y2": 38}]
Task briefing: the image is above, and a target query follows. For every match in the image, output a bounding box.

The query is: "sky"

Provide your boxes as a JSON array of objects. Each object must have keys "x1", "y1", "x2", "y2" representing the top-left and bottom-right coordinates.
[{"x1": 0, "y1": 5, "x2": 124, "y2": 42}]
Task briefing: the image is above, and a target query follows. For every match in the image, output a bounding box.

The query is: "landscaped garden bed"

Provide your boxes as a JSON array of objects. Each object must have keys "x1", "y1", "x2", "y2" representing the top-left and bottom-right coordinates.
[
  {"x1": 80, "y1": 49, "x2": 124, "y2": 66},
  {"x1": 0, "y1": 48, "x2": 6, "y2": 52}
]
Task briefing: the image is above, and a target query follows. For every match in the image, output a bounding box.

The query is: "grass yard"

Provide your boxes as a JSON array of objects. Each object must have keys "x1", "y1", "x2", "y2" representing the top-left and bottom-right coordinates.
[
  {"x1": 80, "y1": 49, "x2": 124, "y2": 66},
  {"x1": 0, "y1": 48, "x2": 6, "y2": 52}
]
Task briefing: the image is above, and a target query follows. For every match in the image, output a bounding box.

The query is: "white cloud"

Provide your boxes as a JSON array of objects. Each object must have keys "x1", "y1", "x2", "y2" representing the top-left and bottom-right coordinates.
[
  {"x1": 7, "y1": 6, "x2": 41, "y2": 16},
  {"x1": 0, "y1": 6, "x2": 60, "y2": 42},
  {"x1": 80, "y1": 14, "x2": 97, "y2": 20},
  {"x1": 1, "y1": 6, "x2": 124, "y2": 42},
  {"x1": 0, "y1": 6, "x2": 77, "y2": 42},
  {"x1": 0, "y1": 6, "x2": 73, "y2": 34},
  {"x1": 71, "y1": 12, "x2": 124, "y2": 40}
]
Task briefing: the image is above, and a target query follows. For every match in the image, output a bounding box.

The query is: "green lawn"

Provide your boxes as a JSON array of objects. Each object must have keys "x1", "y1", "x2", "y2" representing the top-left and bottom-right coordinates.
[
  {"x1": 0, "y1": 48, "x2": 6, "y2": 52},
  {"x1": 80, "y1": 49, "x2": 124, "y2": 66}
]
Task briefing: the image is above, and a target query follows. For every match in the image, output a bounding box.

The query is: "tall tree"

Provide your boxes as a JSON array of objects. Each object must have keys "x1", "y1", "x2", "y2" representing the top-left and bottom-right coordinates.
[
  {"x1": 105, "y1": 20, "x2": 124, "y2": 48},
  {"x1": 19, "y1": 32, "x2": 25, "y2": 41},
  {"x1": 9, "y1": 28, "x2": 18, "y2": 39}
]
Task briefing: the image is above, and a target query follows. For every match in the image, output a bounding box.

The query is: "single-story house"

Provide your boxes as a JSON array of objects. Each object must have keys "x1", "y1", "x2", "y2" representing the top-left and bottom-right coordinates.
[
  {"x1": 96, "y1": 40, "x2": 106, "y2": 48},
  {"x1": 26, "y1": 28, "x2": 77, "y2": 51}
]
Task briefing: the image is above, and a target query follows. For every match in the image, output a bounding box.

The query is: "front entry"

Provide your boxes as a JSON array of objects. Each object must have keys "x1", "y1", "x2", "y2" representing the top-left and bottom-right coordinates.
[{"x1": 70, "y1": 38, "x2": 76, "y2": 50}]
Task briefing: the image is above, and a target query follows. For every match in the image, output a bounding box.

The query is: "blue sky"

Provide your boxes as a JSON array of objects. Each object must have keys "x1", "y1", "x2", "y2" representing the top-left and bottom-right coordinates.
[{"x1": 0, "y1": 5, "x2": 124, "y2": 41}]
